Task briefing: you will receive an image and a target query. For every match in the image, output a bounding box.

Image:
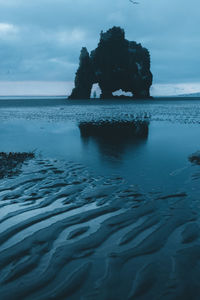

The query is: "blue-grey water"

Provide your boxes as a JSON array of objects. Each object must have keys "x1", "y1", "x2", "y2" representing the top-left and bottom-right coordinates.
[
  {"x1": 0, "y1": 98, "x2": 199, "y2": 195},
  {"x1": 0, "y1": 98, "x2": 200, "y2": 300}
]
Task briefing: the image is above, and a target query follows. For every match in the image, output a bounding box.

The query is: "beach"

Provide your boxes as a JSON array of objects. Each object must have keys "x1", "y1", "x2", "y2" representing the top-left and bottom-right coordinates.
[{"x1": 0, "y1": 98, "x2": 200, "y2": 299}]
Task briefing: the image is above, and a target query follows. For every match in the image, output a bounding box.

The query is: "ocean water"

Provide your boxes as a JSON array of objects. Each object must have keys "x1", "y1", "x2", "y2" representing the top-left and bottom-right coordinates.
[
  {"x1": 0, "y1": 98, "x2": 199, "y2": 195},
  {"x1": 0, "y1": 98, "x2": 200, "y2": 299}
]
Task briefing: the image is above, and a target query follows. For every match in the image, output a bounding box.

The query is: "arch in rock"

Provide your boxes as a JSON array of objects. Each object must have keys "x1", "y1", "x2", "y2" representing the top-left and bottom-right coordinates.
[
  {"x1": 90, "y1": 83, "x2": 101, "y2": 99},
  {"x1": 69, "y1": 27, "x2": 153, "y2": 100}
]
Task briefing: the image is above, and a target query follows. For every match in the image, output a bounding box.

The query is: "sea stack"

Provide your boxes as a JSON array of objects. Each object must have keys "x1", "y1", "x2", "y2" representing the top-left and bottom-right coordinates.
[{"x1": 69, "y1": 26, "x2": 153, "y2": 99}]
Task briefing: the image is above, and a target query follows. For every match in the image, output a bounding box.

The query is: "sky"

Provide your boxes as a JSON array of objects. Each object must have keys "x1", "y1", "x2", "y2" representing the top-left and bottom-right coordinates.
[{"x1": 0, "y1": 0, "x2": 200, "y2": 96}]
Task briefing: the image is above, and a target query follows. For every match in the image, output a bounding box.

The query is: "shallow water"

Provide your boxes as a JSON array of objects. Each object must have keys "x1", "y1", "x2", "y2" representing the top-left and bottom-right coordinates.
[
  {"x1": 0, "y1": 98, "x2": 200, "y2": 194},
  {"x1": 0, "y1": 98, "x2": 200, "y2": 299}
]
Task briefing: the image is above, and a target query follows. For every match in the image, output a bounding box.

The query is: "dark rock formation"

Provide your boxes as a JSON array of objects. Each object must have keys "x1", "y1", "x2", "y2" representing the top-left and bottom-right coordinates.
[
  {"x1": 0, "y1": 152, "x2": 35, "y2": 179},
  {"x1": 189, "y1": 151, "x2": 200, "y2": 165},
  {"x1": 69, "y1": 27, "x2": 153, "y2": 99},
  {"x1": 69, "y1": 48, "x2": 94, "y2": 99}
]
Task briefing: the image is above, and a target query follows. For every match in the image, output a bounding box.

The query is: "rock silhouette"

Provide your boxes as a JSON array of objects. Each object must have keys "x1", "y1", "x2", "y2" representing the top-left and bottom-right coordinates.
[
  {"x1": 69, "y1": 26, "x2": 153, "y2": 99},
  {"x1": 189, "y1": 151, "x2": 200, "y2": 165}
]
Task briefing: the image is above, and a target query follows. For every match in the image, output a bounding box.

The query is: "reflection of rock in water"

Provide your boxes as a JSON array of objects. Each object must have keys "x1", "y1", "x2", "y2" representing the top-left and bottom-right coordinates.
[{"x1": 79, "y1": 120, "x2": 149, "y2": 161}]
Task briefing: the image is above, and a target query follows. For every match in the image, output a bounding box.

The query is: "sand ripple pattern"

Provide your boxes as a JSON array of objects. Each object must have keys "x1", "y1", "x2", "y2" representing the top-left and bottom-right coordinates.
[{"x1": 0, "y1": 159, "x2": 200, "y2": 300}]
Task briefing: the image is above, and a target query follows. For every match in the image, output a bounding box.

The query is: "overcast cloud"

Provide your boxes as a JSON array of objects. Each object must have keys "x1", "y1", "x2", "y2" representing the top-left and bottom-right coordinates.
[{"x1": 0, "y1": 0, "x2": 199, "y2": 95}]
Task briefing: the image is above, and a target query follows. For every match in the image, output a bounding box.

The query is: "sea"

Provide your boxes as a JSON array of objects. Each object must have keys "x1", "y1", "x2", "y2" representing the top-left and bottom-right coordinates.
[{"x1": 0, "y1": 97, "x2": 200, "y2": 299}]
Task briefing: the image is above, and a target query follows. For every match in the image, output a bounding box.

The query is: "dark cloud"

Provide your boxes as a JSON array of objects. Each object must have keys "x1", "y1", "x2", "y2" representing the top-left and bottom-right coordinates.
[{"x1": 0, "y1": 0, "x2": 199, "y2": 87}]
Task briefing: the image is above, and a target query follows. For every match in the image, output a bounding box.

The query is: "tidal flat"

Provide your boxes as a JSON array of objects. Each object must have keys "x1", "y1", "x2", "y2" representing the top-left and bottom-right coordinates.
[{"x1": 0, "y1": 98, "x2": 200, "y2": 299}]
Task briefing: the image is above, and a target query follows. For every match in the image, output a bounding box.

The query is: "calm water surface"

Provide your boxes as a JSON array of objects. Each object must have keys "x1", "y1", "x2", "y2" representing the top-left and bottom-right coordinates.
[
  {"x1": 0, "y1": 98, "x2": 199, "y2": 196},
  {"x1": 1, "y1": 98, "x2": 200, "y2": 300}
]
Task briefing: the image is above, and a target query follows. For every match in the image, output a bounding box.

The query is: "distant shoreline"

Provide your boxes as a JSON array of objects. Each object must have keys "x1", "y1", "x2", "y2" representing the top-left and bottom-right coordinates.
[
  {"x1": 1, "y1": 95, "x2": 200, "y2": 100},
  {"x1": 0, "y1": 96, "x2": 200, "y2": 107},
  {"x1": 0, "y1": 95, "x2": 67, "y2": 100}
]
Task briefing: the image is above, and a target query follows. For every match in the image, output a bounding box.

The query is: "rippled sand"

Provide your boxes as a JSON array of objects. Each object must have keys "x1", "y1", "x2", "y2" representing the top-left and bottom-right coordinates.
[
  {"x1": 0, "y1": 157, "x2": 199, "y2": 299},
  {"x1": 1, "y1": 99, "x2": 200, "y2": 299}
]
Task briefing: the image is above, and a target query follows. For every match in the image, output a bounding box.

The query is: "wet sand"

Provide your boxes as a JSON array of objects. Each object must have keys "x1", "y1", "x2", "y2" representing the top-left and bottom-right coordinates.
[{"x1": 0, "y1": 99, "x2": 200, "y2": 299}]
